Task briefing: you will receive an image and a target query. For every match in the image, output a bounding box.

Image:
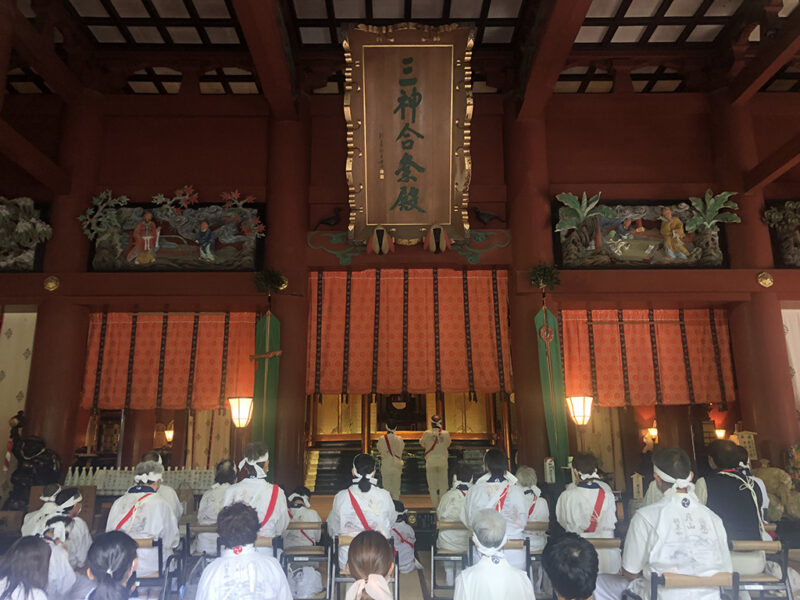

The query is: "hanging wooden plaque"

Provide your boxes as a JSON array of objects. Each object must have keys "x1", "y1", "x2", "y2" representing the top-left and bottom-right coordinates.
[{"x1": 343, "y1": 23, "x2": 473, "y2": 245}]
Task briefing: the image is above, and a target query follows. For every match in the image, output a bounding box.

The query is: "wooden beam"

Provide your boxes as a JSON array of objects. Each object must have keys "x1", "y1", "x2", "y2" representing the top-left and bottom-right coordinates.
[
  {"x1": 0, "y1": 119, "x2": 70, "y2": 194},
  {"x1": 744, "y1": 133, "x2": 800, "y2": 192},
  {"x1": 231, "y1": 0, "x2": 297, "y2": 119},
  {"x1": 0, "y1": 2, "x2": 13, "y2": 114},
  {"x1": 518, "y1": 0, "x2": 594, "y2": 119},
  {"x1": 729, "y1": 8, "x2": 800, "y2": 105},
  {"x1": 8, "y1": 0, "x2": 83, "y2": 102}
]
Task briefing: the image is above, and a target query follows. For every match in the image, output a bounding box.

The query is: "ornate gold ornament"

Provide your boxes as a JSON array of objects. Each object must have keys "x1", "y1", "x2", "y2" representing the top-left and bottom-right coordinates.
[
  {"x1": 43, "y1": 275, "x2": 60, "y2": 291},
  {"x1": 343, "y1": 23, "x2": 473, "y2": 246},
  {"x1": 757, "y1": 272, "x2": 774, "y2": 288}
]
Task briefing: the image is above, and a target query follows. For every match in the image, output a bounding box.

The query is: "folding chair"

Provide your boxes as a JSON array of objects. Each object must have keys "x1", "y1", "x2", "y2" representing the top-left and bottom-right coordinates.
[
  {"x1": 587, "y1": 538, "x2": 622, "y2": 550},
  {"x1": 430, "y1": 521, "x2": 470, "y2": 599},
  {"x1": 332, "y1": 535, "x2": 399, "y2": 600},
  {"x1": 281, "y1": 521, "x2": 329, "y2": 600},
  {"x1": 524, "y1": 522, "x2": 549, "y2": 598},
  {"x1": 732, "y1": 539, "x2": 794, "y2": 599},
  {"x1": 622, "y1": 572, "x2": 738, "y2": 600}
]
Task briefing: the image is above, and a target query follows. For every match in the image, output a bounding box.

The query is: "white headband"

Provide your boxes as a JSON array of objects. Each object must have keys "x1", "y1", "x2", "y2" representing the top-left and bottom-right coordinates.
[
  {"x1": 477, "y1": 471, "x2": 518, "y2": 485},
  {"x1": 288, "y1": 493, "x2": 310, "y2": 508},
  {"x1": 472, "y1": 531, "x2": 508, "y2": 559},
  {"x1": 739, "y1": 461, "x2": 750, "y2": 470},
  {"x1": 396, "y1": 507, "x2": 408, "y2": 518},
  {"x1": 654, "y1": 465, "x2": 693, "y2": 491},
  {"x1": 385, "y1": 424, "x2": 397, "y2": 433},
  {"x1": 239, "y1": 452, "x2": 269, "y2": 479},
  {"x1": 134, "y1": 471, "x2": 163, "y2": 484},
  {"x1": 58, "y1": 493, "x2": 83, "y2": 512},
  {"x1": 40, "y1": 486, "x2": 61, "y2": 503},
  {"x1": 580, "y1": 470, "x2": 601, "y2": 481},
  {"x1": 431, "y1": 418, "x2": 442, "y2": 428},
  {"x1": 44, "y1": 520, "x2": 68, "y2": 543}
]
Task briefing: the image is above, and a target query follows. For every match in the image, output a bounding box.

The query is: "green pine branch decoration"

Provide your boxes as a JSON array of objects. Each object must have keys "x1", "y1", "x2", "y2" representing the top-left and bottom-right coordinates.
[
  {"x1": 530, "y1": 263, "x2": 560, "y2": 291},
  {"x1": 255, "y1": 269, "x2": 288, "y2": 293}
]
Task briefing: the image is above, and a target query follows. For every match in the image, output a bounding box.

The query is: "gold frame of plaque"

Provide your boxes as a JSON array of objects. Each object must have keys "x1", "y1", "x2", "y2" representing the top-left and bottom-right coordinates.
[{"x1": 343, "y1": 23, "x2": 473, "y2": 246}]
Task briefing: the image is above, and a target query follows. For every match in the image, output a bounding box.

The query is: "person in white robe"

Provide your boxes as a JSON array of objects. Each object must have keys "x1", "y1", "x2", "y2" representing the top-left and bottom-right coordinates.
[
  {"x1": 285, "y1": 487, "x2": 324, "y2": 599},
  {"x1": 105, "y1": 460, "x2": 180, "y2": 577},
  {"x1": 194, "y1": 459, "x2": 236, "y2": 556},
  {"x1": 40, "y1": 517, "x2": 77, "y2": 600},
  {"x1": 377, "y1": 423, "x2": 404, "y2": 500},
  {"x1": 50, "y1": 488, "x2": 92, "y2": 570},
  {"x1": 420, "y1": 415, "x2": 451, "y2": 508},
  {"x1": 0, "y1": 536, "x2": 51, "y2": 600},
  {"x1": 223, "y1": 442, "x2": 289, "y2": 553},
  {"x1": 391, "y1": 500, "x2": 420, "y2": 574},
  {"x1": 141, "y1": 450, "x2": 183, "y2": 521},
  {"x1": 327, "y1": 453, "x2": 396, "y2": 570},
  {"x1": 556, "y1": 452, "x2": 620, "y2": 575},
  {"x1": 542, "y1": 533, "x2": 598, "y2": 600},
  {"x1": 20, "y1": 483, "x2": 60, "y2": 537},
  {"x1": 594, "y1": 447, "x2": 732, "y2": 600},
  {"x1": 437, "y1": 464, "x2": 473, "y2": 586},
  {"x1": 515, "y1": 465, "x2": 549, "y2": 551},
  {"x1": 461, "y1": 448, "x2": 528, "y2": 571},
  {"x1": 196, "y1": 502, "x2": 292, "y2": 600},
  {"x1": 454, "y1": 509, "x2": 534, "y2": 600}
]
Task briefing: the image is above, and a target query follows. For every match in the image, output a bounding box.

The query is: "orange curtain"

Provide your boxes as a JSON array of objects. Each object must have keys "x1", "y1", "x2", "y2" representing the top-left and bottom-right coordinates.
[
  {"x1": 306, "y1": 269, "x2": 513, "y2": 395},
  {"x1": 561, "y1": 309, "x2": 735, "y2": 407},
  {"x1": 81, "y1": 312, "x2": 255, "y2": 411}
]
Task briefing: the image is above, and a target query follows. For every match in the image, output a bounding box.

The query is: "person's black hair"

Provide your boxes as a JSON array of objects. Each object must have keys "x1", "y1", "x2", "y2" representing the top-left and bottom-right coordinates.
[
  {"x1": 45, "y1": 515, "x2": 73, "y2": 540},
  {"x1": 734, "y1": 445, "x2": 750, "y2": 466},
  {"x1": 353, "y1": 453, "x2": 376, "y2": 493},
  {"x1": 217, "y1": 502, "x2": 259, "y2": 548},
  {"x1": 707, "y1": 439, "x2": 740, "y2": 471},
  {"x1": 86, "y1": 531, "x2": 138, "y2": 600},
  {"x1": 140, "y1": 450, "x2": 161, "y2": 463},
  {"x1": 54, "y1": 487, "x2": 81, "y2": 508},
  {"x1": 653, "y1": 447, "x2": 692, "y2": 480},
  {"x1": 484, "y1": 448, "x2": 508, "y2": 477},
  {"x1": 572, "y1": 453, "x2": 599, "y2": 476},
  {"x1": 41, "y1": 483, "x2": 60, "y2": 499},
  {"x1": 542, "y1": 533, "x2": 598, "y2": 600},
  {"x1": 454, "y1": 462, "x2": 473, "y2": 483},
  {"x1": 215, "y1": 459, "x2": 236, "y2": 485},
  {"x1": 393, "y1": 500, "x2": 407, "y2": 523},
  {"x1": 239, "y1": 442, "x2": 269, "y2": 479},
  {"x1": 288, "y1": 486, "x2": 312, "y2": 508},
  {"x1": 0, "y1": 536, "x2": 50, "y2": 600}
]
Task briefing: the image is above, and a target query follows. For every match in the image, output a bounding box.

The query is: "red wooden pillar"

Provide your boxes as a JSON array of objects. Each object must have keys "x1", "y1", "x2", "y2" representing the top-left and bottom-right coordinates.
[
  {"x1": 0, "y1": 1, "x2": 13, "y2": 115},
  {"x1": 267, "y1": 106, "x2": 310, "y2": 489},
  {"x1": 711, "y1": 93, "x2": 800, "y2": 462},
  {"x1": 505, "y1": 104, "x2": 552, "y2": 468},
  {"x1": 25, "y1": 96, "x2": 100, "y2": 466}
]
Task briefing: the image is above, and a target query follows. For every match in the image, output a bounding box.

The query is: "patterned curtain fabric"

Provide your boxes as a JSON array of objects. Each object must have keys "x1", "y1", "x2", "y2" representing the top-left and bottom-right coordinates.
[
  {"x1": 561, "y1": 309, "x2": 735, "y2": 407},
  {"x1": 81, "y1": 313, "x2": 255, "y2": 411},
  {"x1": 185, "y1": 409, "x2": 232, "y2": 469},
  {"x1": 781, "y1": 309, "x2": 800, "y2": 414},
  {"x1": 306, "y1": 269, "x2": 513, "y2": 395}
]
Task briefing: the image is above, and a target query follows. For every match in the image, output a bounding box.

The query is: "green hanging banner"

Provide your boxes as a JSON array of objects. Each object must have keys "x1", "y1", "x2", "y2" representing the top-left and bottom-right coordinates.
[
  {"x1": 251, "y1": 311, "x2": 281, "y2": 481},
  {"x1": 534, "y1": 307, "x2": 570, "y2": 481}
]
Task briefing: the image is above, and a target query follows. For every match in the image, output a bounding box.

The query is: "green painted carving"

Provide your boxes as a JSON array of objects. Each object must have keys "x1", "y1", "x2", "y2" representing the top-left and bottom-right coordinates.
[
  {"x1": 307, "y1": 231, "x2": 365, "y2": 265},
  {"x1": 452, "y1": 229, "x2": 511, "y2": 264}
]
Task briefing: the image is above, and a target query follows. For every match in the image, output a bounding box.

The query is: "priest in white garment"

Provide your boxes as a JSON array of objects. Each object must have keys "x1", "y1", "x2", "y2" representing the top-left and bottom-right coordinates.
[
  {"x1": 594, "y1": 447, "x2": 732, "y2": 600},
  {"x1": 437, "y1": 463, "x2": 473, "y2": 586},
  {"x1": 194, "y1": 459, "x2": 237, "y2": 556},
  {"x1": 142, "y1": 450, "x2": 184, "y2": 521},
  {"x1": 377, "y1": 422, "x2": 404, "y2": 500},
  {"x1": 223, "y1": 442, "x2": 289, "y2": 551},
  {"x1": 195, "y1": 502, "x2": 292, "y2": 600},
  {"x1": 556, "y1": 452, "x2": 620, "y2": 574},
  {"x1": 327, "y1": 453, "x2": 396, "y2": 570},
  {"x1": 420, "y1": 415, "x2": 451, "y2": 508},
  {"x1": 21, "y1": 483, "x2": 60, "y2": 537},
  {"x1": 39, "y1": 516, "x2": 77, "y2": 600},
  {"x1": 285, "y1": 486, "x2": 322, "y2": 548},
  {"x1": 461, "y1": 448, "x2": 527, "y2": 570},
  {"x1": 454, "y1": 509, "x2": 534, "y2": 600},
  {"x1": 105, "y1": 460, "x2": 180, "y2": 577},
  {"x1": 51, "y1": 487, "x2": 92, "y2": 570}
]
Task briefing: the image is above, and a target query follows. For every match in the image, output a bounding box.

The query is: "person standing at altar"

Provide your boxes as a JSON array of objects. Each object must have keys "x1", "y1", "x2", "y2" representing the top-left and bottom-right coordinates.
[
  {"x1": 141, "y1": 450, "x2": 183, "y2": 521},
  {"x1": 556, "y1": 453, "x2": 620, "y2": 575},
  {"x1": 420, "y1": 415, "x2": 451, "y2": 508},
  {"x1": 223, "y1": 442, "x2": 289, "y2": 551},
  {"x1": 105, "y1": 461, "x2": 180, "y2": 577},
  {"x1": 377, "y1": 423, "x2": 404, "y2": 500}
]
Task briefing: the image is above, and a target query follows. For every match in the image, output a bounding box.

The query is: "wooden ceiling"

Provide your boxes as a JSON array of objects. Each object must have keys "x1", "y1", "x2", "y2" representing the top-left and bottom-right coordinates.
[{"x1": 4, "y1": 0, "x2": 800, "y2": 97}]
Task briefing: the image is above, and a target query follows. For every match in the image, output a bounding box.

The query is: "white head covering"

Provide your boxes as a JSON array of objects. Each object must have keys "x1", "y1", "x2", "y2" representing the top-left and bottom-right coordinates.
[
  {"x1": 477, "y1": 471, "x2": 518, "y2": 485},
  {"x1": 238, "y1": 450, "x2": 269, "y2": 479},
  {"x1": 385, "y1": 423, "x2": 397, "y2": 433},
  {"x1": 46, "y1": 519, "x2": 68, "y2": 543},
  {"x1": 133, "y1": 460, "x2": 164, "y2": 484},
  {"x1": 351, "y1": 456, "x2": 378, "y2": 485},
  {"x1": 579, "y1": 469, "x2": 601, "y2": 481},
  {"x1": 431, "y1": 416, "x2": 443, "y2": 429},
  {"x1": 472, "y1": 509, "x2": 508, "y2": 559},
  {"x1": 57, "y1": 491, "x2": 82, "y2": 513},
  {"x1": 288, "y1": 492, "x2": 310, "y2": 508},
  {"x1": 345, "y1": 574, "x2": 392, "y2": 600},
  {"x1": 653, "y1": 464, "x2": 694, "y2": 494},
  {"x1": 40, "y1": 486, "x2": 61, "y2": 503}
]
